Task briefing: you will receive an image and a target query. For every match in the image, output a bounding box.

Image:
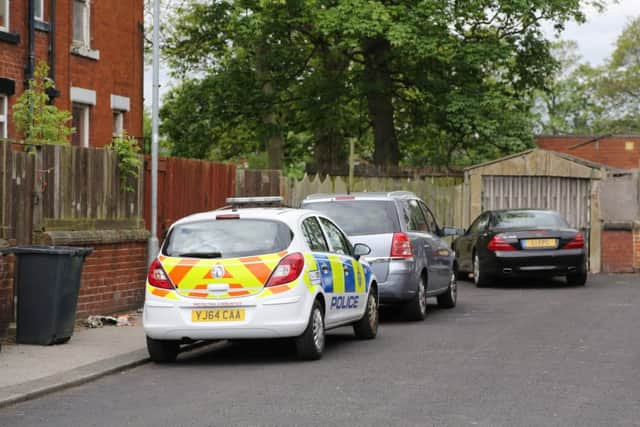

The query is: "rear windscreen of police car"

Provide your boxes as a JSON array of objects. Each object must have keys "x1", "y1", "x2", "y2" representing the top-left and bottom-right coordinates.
[
  {"x1": 303, "y1": 200, "x2": 400, "y2": 236},
  {"x1": 163, "y1": 220, "x2": 293, "y2": 258}
]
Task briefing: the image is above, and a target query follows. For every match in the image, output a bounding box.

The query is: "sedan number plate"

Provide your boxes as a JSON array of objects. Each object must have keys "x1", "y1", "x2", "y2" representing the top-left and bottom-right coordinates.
[
  {"x1": 191, "y1": 308, "x2": 245, "y2": 322},
  {"x1": 522, "y1": 239, "x2": 558, "y2": 249}
]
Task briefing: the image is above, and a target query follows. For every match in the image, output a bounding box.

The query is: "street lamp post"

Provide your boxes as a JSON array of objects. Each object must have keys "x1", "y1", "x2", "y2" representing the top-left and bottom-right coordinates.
[{"x1": 147, "y1": 0, "x2": 161, "y2": 265}]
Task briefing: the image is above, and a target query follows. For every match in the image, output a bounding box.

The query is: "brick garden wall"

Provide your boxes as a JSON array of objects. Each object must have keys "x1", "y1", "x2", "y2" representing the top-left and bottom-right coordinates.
[
  {"x1": 76, "y1": 241, "x2": 148, "y2": 319},
  {"x1": 0, "y1": 251, "x2": 14, "y2": 339},
  {"x1": 601, "y1": 230, "x2": 635, "y2": 273},
  {"x1": 634, "y1": 227, "x2": 640, "y2": 272}
]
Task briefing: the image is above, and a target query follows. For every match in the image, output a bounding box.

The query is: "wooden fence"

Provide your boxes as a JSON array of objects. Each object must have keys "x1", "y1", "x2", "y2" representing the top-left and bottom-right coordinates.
[
  {"x1": 284, "y1": 174, "x2": 465, "y2": 228},
  {"x1": 144, "y1": 156, "x2": 236, "y2": 237},
  {"x1": 0, "y1": 141, "x2": 144, "y2": 245}
]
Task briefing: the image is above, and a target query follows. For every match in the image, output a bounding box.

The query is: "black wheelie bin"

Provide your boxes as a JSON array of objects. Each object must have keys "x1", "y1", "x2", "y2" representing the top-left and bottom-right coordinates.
[{"x1": 11, "y1": 246, "x2": 93, "y2": 345}]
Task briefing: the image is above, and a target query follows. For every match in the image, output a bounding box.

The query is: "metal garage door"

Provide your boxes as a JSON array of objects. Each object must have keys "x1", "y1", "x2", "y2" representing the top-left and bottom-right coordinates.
[{"x1": 482, "y1": 176, "x2": 591, "y2": 230}]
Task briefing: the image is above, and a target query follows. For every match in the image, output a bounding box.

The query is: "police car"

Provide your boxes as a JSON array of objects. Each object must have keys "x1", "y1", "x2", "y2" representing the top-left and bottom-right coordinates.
[{"x1": 143, "y1": 198, "x2": 379, "y2": 362}]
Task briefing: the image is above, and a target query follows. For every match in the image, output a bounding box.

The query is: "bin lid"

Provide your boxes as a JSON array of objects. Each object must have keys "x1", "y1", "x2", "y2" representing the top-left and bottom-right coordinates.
[{"x1": 5, "y1": 246, "x2": 94, "y2": 256}]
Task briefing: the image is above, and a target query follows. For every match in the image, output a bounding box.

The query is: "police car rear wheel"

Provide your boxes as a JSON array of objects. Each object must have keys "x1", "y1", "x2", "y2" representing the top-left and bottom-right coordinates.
[
  {"x1": 296, "y1": 301, "x2": 325, "y2": 360},
  {"x1": 146, "y1": 336, "x2": 179, "y2": 363},
  {"x1": 353, "y1": 290, "x2": 378, "y2": 339}
]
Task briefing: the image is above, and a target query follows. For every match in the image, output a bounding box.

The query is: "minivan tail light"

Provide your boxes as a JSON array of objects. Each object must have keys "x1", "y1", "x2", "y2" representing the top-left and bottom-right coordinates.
[
  {"x1": 563, "y1": 232, "x2": 585, "y2": 249},
  {"x1": 488, "y1": 235, "x2": 515, "y2": 252},
  {"x1": 266, "y1": 253, "x2": 305, "y2": 287},
  {"x1": 390, "y1": 232, "x2": 413, "y2": 258},
  {"x1": 147, "y1": 259, "x2": 174, "y2": 289}
]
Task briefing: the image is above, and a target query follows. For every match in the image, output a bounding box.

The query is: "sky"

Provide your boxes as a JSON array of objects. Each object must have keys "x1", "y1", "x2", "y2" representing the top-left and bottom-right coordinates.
[{"x1": 143, "y1": 0, "x2": 639, "y2": 108}]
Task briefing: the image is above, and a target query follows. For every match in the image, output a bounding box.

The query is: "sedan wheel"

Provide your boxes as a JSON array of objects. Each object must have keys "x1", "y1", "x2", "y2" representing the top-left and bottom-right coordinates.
[{"x1": 473, "y1": 253, "x2": 490, "y2": 287}]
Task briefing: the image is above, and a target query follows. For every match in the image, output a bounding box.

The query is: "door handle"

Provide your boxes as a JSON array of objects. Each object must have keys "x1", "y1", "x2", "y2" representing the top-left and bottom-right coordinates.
[
  {"x1": 343, "y1": 266, "x2": 350, "y2": 275},
  {"x1": 321, "y1": 264, "x2": 329, "y2": 273},
  {"x1": 424, "y1": 244, "x2": 430, "y2": 249}
]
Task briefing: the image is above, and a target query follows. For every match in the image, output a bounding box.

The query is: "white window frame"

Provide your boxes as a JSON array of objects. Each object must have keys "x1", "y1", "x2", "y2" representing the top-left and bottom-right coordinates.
[
  {"x1": 0, "y1": 95, "x2": 7, "y2": 139},
  {"x1": 0, "y1": 0, "x2": 9, "y2": 32},
  {"x1": 34, "y1": 0, "x2": 44, "y2": 21},
  {"x1": 112, "y1": 110, "x2": 124, "y2": 137},
  {"x1": 72, "y1": 0, "x2": 90, "y2": 48},
  {"x1": 72, "y1": 103, "x2": 90, "y2": 147}
]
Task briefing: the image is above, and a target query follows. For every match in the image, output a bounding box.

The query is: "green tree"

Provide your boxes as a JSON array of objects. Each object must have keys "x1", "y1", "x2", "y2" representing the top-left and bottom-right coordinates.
[
  {"x1": 162, "y1": 0, "x2": 603, "y2": 171},
  {"x1": 12, "y1": 61, "x2": 74, "y2": 145}
]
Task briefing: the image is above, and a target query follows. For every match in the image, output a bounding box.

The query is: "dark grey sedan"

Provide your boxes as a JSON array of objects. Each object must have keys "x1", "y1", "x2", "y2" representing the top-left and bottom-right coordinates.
[{"x1": 302, "y1": 192, "x2": 459, "y2": 321}]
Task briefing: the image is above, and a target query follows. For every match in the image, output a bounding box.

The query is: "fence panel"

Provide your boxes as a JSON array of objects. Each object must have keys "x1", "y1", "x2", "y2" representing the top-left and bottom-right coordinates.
[{"x1": 144, "y1": 156, "x2": 236, "y2": 236}]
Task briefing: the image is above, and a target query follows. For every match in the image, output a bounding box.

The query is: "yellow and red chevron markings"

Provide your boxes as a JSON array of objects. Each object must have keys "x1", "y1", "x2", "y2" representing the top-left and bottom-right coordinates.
[{"x1": 151, "y1": 251, "x2": 290, "y2": 300}]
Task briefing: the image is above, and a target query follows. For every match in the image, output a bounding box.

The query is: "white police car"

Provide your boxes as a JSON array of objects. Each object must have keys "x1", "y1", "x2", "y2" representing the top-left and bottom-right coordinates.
[{"x1": 143, "y1": 198, "x2": 378, "y2": 362}]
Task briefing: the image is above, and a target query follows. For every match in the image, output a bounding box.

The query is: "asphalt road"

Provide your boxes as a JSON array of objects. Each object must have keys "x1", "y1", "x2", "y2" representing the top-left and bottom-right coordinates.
[{"x1": 1, "y1": 274, "x2": 639, "y2": 427}]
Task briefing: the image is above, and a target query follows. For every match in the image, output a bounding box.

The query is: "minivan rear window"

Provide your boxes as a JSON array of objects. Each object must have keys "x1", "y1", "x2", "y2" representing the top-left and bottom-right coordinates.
[
  {"x1": 303, "y1": 200, "x2": 399, "y2": 235},
  {"x1": 163, "y1": 219, "x2": 293, "y2": 258}
]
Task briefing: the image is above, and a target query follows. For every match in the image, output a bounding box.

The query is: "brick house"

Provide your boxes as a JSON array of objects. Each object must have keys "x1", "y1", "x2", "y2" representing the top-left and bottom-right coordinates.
[
  {"x1": 0, "y1": 0, "x2": 144, "y2": 147},
  {"x1": 535, "y1": 135, "x2": 640, "y2": 170}
]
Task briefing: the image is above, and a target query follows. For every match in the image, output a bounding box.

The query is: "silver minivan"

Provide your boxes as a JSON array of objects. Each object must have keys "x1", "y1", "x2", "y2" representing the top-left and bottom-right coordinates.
[{"x1": 301, "y1": 192, "x2": 459, "y2": 320}]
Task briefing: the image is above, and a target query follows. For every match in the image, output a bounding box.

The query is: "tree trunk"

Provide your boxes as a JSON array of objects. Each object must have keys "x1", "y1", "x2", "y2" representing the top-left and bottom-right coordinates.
[
  {"x1": 363, "y1": 37, "x2": 400, "y2": 168},
  {"x1": 256, "y1": 44, "x2": 284, "y2": 169}
]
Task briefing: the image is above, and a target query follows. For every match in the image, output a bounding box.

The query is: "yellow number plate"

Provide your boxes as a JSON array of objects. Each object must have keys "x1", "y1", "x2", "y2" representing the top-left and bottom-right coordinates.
[
  {"x1": 523, "y1": 239, "x2": 558, "y2": 249},
  {"x1": 191, "y1": 308, "x2": 245, "y2": 322}
]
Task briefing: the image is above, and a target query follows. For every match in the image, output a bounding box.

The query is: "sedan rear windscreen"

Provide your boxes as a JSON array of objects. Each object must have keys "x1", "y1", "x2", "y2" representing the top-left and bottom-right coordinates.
[
  {"x1": 163, "y1": 219, "x2": 293, "y2": 258},
  {"x1": 303, "y1": 201, "x2": 399, "y2": 235},
  {"x1": 493, "y1": 211, "x2": 569, "y2": 229}
]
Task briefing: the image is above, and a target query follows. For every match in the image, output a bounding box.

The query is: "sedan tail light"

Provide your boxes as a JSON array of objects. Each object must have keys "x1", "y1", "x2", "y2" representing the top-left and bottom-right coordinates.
[
  {"x1": 563, "y1": 232, "x2": 585, "y2": 249},
  {"x1": 266, "y1": 253, "x2": 305, "y2": 287},
  {"x1": 390, "y1": 232, "x2": 413, "y2": 258},
  {"x1": 488, "y1": 235, "x2": 516, "y2": 252},
  {"x1": 148, "y1": 259, "x2": 174, "y2": 289}
]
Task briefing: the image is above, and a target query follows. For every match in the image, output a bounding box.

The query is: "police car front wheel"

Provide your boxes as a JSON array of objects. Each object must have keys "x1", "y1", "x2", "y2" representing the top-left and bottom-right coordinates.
[{"x1": 296, "y1": 300, "x2": 325, "y2": 360}]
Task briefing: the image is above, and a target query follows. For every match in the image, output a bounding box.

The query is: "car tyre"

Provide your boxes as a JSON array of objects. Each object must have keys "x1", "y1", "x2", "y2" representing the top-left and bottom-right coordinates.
[
  {"x1": 437, "y1": 272, "x2": 458, "y2": 309},
  {"x1": 353, "y1": 290, "x2": 378, "y2": 339},
  {"x1": 473, "y1": 253, "x2": 490, "y2": 287},
  {"x1": 404, "y1": 276, "x2": 428, "y2": 321},
  {"x1": 296, "y1": 300, "x2": 325, "y2": 360},
  {"x1": 566, "y1": 270, "x2": 587, "y2": 286},
  {"x1": 146, "y1": 336, "x2": 179, "y2": 363}
]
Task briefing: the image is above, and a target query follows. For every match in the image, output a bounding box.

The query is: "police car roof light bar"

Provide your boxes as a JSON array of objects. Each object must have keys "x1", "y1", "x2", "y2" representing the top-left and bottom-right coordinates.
[{"x1": 225, "y1": 196, "x2": 284, "y2": 210}]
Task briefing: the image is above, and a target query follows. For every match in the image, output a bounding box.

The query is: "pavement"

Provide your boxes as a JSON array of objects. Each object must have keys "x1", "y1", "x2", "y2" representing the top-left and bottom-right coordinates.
[{"x1": 0, "y1": 312, "x2": 150, "y2": 409}]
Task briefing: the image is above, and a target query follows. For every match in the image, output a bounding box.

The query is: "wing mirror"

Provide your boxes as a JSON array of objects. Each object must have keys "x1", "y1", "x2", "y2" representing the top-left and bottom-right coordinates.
[
  {"x1": 442, "y1": 226, "x2": 464, "y2": 237},
  {"x1": 353, "y1": 243, "x2": 371, "y2": 260}
]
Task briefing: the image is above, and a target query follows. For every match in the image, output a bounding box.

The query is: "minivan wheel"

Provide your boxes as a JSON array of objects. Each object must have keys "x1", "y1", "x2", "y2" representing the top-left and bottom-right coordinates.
[
  {"x1": 404, "y1": 276, "x2": 427, "y2": 321},
  {"x1": 437, "y1": 272, "x2": 457, "y2": 309}
]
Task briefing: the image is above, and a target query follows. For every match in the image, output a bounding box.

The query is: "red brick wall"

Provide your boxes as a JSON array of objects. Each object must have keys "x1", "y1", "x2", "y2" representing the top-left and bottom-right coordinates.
[
  {"x1": 0, "y1": 254, "x2": 14, "y2": 339},
  {"x1": 601, "y1": 230, "x2": 635, "y2": 273},
  {"x1": 634, "y1": 228, "x2": 640, "y2": 271},
  {"x1": 0, "y1": 0, "x2": 144, "y2": 145},
  {"x1": 0, "y1": 241, "x2": 147, "y2": 337},
  {"x1": 76, "y1": 241, "x2": 148, "y2": 318},
  {"x1": 536, "y1": 136, "x2": 640, "y2": 170}
]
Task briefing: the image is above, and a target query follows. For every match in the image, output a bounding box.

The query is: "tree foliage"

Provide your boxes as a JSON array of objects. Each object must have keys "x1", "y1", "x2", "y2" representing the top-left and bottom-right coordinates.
[
  {"x1": 161, "y1": 0, "x2": 602, "y2": 172},
  {"x1": 12, "y1": 61, "x2": 74, "y2": 145}
]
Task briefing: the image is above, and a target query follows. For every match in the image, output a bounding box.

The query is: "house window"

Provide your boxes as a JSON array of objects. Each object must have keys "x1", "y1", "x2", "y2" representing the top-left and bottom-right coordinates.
[
  {"x1": 73, "y1": 0, "x2": 90, "y2": 47},
  {"x1": 34, "y1": 0, "x2": 44, "y2": 21},
  {"x1": 112, "y1": 111, "x2": 124, "y2": 137},
  {"x1": 71, "y1": 103, "x2": 90, "y2": 147},
  {"x1": 0, "y1": 0, "x2": 9, "y2": 32},
  {"x1": 0, "y1": 95, "x2": 7, "y2": 139}
]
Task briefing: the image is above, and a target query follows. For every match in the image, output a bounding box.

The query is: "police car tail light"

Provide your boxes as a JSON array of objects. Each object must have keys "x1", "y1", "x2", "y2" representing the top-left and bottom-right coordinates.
[
  {"x1": 148, "y1": 259, "x2": 174, "y2": 290},
  {"x1": 266, "y1": 253, "x2": 304, "y2": 287},
  {"x1": 390, "y1": 232, "x2": 413, "y2": 258}
]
